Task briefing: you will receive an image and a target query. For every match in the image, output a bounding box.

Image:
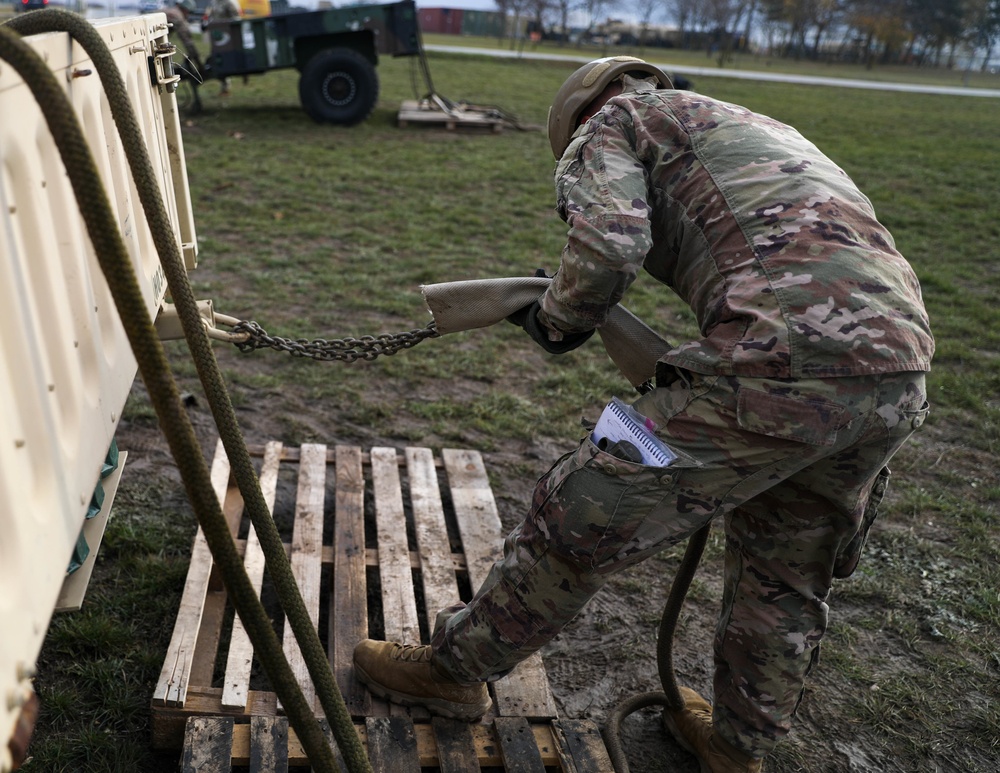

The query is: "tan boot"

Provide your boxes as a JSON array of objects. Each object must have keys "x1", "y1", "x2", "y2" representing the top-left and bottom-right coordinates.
[
  {"x1": 662, "y1": 687, "x2": 763, "y2": 772},
  {"x1": 353, "y1": 639, "x2": 492, "y2": 721}
]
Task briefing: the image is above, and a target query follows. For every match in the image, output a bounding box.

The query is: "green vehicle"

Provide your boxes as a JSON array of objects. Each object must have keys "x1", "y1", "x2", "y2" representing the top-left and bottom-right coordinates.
[{"x1": 199, "y1": 0, "x2": 424, "y2": 125}]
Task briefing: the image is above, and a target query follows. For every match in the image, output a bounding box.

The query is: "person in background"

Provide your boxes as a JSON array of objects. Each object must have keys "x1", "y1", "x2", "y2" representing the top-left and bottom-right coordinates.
[
  {"x1": 354, "y1": 56, "x2": 934, "y2": 772},
  {"x1": 164, "y1": 0, "x2": 199, "y2": 66},
  {"x1": 204, "y1": 0, "x2": 242, "y2": 95}
]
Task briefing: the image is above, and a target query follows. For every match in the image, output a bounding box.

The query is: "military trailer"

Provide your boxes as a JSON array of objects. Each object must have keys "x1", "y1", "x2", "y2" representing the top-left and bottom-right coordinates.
[{"x1": 201, "y1": 0, "x2": 423, "y2": 125}]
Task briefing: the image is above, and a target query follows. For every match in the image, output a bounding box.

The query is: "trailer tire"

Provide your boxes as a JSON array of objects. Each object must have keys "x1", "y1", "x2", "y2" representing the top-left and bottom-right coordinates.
[{"x1": 299, "y1": 48, "x2": 379, "y2": 126}]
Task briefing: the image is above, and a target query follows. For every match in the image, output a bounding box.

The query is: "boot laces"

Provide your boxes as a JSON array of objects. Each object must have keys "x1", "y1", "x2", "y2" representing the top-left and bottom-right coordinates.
[{"x1": 390, "y1": 643, "x2": 432, "y2": 663}]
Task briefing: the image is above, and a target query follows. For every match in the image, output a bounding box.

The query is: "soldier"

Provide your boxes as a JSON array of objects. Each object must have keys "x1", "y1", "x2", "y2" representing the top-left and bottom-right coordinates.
[
  {"x1": 164, "y1": 0, "x2": 199, "y2": 66},
  {"x1": 354, "y1": 57, "x2": 935, "y2": 772},
  {"x1": 205, "y1": 0, "x2": 242, "y2": 22},
  {"x1": 204, "y1": 0, "x2": 241, "y2": 95}
]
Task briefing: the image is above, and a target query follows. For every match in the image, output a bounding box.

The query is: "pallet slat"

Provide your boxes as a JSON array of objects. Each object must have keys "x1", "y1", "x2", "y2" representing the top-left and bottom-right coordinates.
[
  {"x1": 429, "y1": 717, "x2": 479, "y2": 773},
  {"x1": 222, "y1": 441, "x2": 282, "y2": 710},
  {"x1": 365, "y1": 716, "x2": 421, "y2": 772},
  {"x1": 330, "y1": 445, "x2": 378, "y2": 717},
  {"x1": 153, "y1": 440, "x2": 234, "y2": 708},
  {"x1": 279, "y1": 443, "x2": 327, "y2": 713},
  {"x1": 442, "y1": 449, "x2": 558, "y2": 720},
  {"x1": 406, "y1": 447, "x2": 462, "y2": 635},
  {"x1": 553, "y1": 719, "x2": 615, "y2": 772},
  {"x1": 249, "y1": 715, "x2": 288, "y2": 773},
  {"x1": 181, "y1": 717, "x2": 234, "y2": 773},
  {"x1": 371, "y1": 447, "x2": 421, "y2": 645},
  {"x1": 495, "y1": 716, "x2": 548, "y2": 773}
]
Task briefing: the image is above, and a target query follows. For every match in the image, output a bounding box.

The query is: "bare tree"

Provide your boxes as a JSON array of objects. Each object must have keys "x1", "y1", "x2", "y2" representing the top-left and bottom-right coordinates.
[
  {"x1": 667, "y1": 0, "x2": 701, "y2": 47},
  {"x1": 632, "y1": 0, "x2": 659, "y2": 52},
  {"x1": 967, "y1": 0, "x2": 1000, "y2": 70}
]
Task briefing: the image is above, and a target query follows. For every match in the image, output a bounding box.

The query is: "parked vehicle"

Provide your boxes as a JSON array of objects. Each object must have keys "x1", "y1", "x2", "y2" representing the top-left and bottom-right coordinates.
[
  {"x1": 16, "y1": 0, "x2": 50, "y2": 12},
  {"x1": 197, "y1": 0, "x2": 424, "y2": 125}
]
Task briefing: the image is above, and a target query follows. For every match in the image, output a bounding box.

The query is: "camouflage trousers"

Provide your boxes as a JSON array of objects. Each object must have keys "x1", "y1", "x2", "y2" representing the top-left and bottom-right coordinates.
[{"x1": 430, "y1": 368, "x2": 928, "y2": 757}]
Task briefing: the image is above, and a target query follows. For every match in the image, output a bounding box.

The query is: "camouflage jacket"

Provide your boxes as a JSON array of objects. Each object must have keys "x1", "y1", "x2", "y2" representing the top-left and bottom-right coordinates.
[{"x1": 541, "y1": 90, "x2": 934, "y2": 378}]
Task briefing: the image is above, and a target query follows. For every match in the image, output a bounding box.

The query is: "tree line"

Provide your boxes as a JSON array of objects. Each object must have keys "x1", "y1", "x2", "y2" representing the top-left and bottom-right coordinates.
[{"x1": 493, "y1": 0, "x2": 1000, "y2": 71}]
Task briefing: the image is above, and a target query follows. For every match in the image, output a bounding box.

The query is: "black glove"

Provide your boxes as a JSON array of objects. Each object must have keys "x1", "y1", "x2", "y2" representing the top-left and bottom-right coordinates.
[{"x1": 506, "y1": 300, "x2": 594, "y2": 354}]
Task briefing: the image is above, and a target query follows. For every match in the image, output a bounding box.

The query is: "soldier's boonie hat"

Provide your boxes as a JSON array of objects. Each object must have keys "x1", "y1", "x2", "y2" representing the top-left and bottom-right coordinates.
[{"x1": 547, "y1": 56, "x2": 671, "y2": 159}]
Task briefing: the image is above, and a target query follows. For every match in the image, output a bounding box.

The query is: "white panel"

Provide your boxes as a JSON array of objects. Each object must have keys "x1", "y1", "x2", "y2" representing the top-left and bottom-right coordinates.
[{"x1": 0, "y1": 15, "x2": 197, "y2": 765}]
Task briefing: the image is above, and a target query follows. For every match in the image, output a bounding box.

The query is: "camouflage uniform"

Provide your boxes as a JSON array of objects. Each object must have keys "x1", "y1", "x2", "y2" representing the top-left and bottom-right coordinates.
[
  {"x1": 164, "y1": 5, "x2": 197, "y2": 61},
  {"x1": 431, "y1": 91, "x2": 934, "y2": 758}
]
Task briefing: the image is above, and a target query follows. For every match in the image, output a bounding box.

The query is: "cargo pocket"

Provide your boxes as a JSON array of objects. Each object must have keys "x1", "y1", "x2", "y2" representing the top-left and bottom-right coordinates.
[
  {"x1": 833, "y1": 466, "x2": 890, "y2": 579},
  {"x1": 532, "y1": 436, "x2": 701, "y2": 570},
  {"x1": 737, "y1": 387, "x2": 848, "y2": 446}
]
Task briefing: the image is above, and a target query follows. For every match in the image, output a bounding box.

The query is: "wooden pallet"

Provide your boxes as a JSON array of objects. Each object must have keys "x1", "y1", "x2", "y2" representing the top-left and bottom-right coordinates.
[
  {"x1": 397, "y1": 98, "x2": 506, "y2": 132},
  {"x1": 153, "y1": 440, "x2": 613, "y2": 771}
]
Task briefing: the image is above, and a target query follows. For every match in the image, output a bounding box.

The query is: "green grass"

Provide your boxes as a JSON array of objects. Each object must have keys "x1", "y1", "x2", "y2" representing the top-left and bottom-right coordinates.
[{"x1": 20, "y1": 45, "x2": 1000, "y2": 772}]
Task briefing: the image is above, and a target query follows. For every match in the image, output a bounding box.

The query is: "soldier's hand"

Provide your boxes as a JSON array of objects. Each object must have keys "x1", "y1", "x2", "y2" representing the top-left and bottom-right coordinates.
[{"x1": 506, "y1": 301, "x2": 594, "y2": 354}]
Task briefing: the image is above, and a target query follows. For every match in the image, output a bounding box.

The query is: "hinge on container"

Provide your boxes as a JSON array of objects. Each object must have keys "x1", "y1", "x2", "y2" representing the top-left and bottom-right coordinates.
[
  {"x1": 155, "y1": 301, "x2": 251, "y2": 343},
  {"x1": 149, "y1": 41, "x2": 180, "y2": 92}
]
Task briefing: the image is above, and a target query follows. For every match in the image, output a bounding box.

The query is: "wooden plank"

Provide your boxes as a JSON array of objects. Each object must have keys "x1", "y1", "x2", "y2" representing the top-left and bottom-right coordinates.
[
  {"x1": 153, "y1": 685, "x2": 278, "y2": 750},
  {"x1": 222, "y1": 441, "x2": 282, "y2": 710},
  {"x1": 230, "y1": 719, "x2": 562, "y2": 768},
  {"x1": 430, "y1": 717, "x2": 480, "y2": 773},
  {"x1": 442, "y1": 449, "x2": 558, "y2": 720},
  {"x1": 279, "y1": 443, "x2": 327, "y2": 713},
  {"x1": 370, "y1": 447, "x2": 423, "y2": 718},
  {"x1": 330, "y1": 445, "x2": 378, "y2": 718},
  {"x1": 181, "y1": 716, "x2": 234, "y2": 773},
  {"x1": 153, "y1": 439, "x2": 233, "y2": 707},
  {"x1": 365, "y1": 717, "x2": 421, "y2": 772},
  {"x1": 552, "y1": 719, "x2": 614, "y2": 773},
  {"x1": 249, "y1": 715, "x2": 288, "y2": 773},
  {"x1": 189, "y1": 468, "x2": 247, "y2": 690},
  {"x1": 495, "y1": 716, "x2": 547, "y2": 773},
  {"x1": 405, "y1": 447, "x2": 461, "y2": 634},
  {"x1": 317, "y1": 719, "x2": 350, "y2": 773},
  {"x1": 370, "y1": 447, "x2": 421, "y2": 646}
]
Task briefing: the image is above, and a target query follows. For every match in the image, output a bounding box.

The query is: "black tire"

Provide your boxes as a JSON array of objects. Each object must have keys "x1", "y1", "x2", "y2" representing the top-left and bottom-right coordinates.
[{"x1": 298, "y1": 48, "x2": 378, "y2": 126}]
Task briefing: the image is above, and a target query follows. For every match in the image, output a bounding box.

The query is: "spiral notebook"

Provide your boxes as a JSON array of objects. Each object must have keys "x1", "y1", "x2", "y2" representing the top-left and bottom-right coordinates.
[{"x1": 592, "y1": 397, "x2": 677, "y2": 467}]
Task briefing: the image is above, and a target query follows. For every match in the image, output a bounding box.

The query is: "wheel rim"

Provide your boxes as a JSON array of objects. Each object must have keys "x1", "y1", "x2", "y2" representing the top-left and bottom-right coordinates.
[{"x1": 321, "y1": 70, "x2": 357, "y2": 107}]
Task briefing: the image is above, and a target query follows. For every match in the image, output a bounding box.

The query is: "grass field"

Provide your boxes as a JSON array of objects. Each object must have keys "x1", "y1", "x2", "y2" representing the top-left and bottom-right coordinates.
[{"x1": 18, "y1": 45, "x2": 1000, "y2": 772}]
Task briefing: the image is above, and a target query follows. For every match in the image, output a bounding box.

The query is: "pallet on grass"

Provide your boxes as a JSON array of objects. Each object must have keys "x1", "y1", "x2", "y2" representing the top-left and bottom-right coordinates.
[
  {"x1": 397, "y1": 96, "x2": 507, "y2": 132},
  {"x1": 154, "y1": 440, "x2": 613, "y2": 771}
]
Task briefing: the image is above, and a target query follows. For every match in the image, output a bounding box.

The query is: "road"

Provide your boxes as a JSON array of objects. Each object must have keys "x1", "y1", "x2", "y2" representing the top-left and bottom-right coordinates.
[{"x1": 426, "y1": 44, "x2": 1000, "y2": 99}]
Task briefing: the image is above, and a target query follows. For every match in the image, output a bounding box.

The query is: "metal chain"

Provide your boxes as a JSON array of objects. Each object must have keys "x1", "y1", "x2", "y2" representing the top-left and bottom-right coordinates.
[{"x1": 230, "y1": 320, "x2": 440, "y2": 362}]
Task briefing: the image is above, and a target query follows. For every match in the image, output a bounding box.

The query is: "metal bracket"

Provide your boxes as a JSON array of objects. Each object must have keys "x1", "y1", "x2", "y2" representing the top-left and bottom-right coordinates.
[
  {"x1": 154, "y1": 301, "x2": 251, "y2": 343},
  {"x1": 149, "y1": 41, "x2": 180, "y2": 93}
]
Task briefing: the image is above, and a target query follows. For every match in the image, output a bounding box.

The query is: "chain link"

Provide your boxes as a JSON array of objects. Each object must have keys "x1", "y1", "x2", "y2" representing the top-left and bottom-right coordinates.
[{"x1": 230, "y1": 320, "x2": 441, "y2": 362}]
